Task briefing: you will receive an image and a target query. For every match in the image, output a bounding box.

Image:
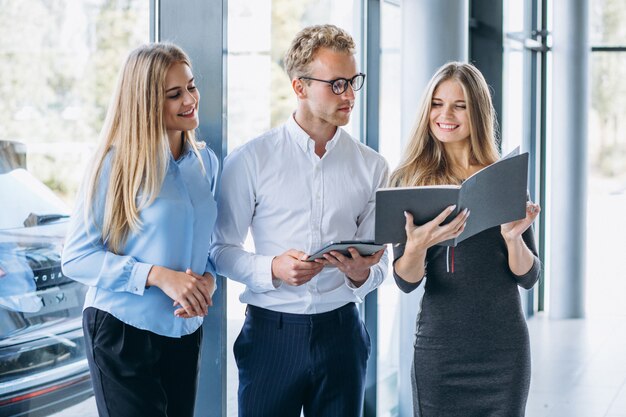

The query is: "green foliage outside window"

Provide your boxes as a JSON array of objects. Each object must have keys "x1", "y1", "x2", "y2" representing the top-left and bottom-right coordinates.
[{"x1": 0, "y1": 0, "x2": 149, "y2": 203}]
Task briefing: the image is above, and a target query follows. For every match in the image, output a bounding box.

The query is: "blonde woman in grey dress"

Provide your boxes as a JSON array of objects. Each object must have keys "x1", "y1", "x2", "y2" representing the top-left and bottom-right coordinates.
[{"x1": 389, "y1": 62, "x2": 541, "y2": 417}]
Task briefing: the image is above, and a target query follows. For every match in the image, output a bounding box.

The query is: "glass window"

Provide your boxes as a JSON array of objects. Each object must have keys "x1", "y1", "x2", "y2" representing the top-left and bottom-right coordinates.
[
  {"x1": 226, "y1": 1, "x2": 360, "y2": 415},
  {"x1": 588, "y1": 0, "x2": 626, "y2": 316},
  {"x1": 502, "y1": 0, "x2": 528, "y2": 153},
  {"x1": 377, "y1": 1, "x2": 401, "y2": 416},
  {"x1": 0, "y1": 2, "x2": 149, "y2": 416},
  {"x1": 0, "y1": 1, "x2": 150, "y2": 206},
  {"x1": 591, "y1": 0, "x2": 626, "y2": 46}
]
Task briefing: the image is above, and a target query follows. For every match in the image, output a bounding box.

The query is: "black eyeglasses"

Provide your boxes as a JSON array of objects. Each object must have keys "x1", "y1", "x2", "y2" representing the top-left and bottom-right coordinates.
[{"x1": 298, "y1": 73, "x2": 366, "y2": 95}]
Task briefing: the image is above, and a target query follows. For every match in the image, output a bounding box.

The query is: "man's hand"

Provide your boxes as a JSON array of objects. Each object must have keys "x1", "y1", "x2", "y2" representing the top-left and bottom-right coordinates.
[
  {"x1": 272, "y1": 249, "x2": 324, "y2": 286},
  {"x1": 315, "y1": 248, "x2": 385, "y2": 287}
]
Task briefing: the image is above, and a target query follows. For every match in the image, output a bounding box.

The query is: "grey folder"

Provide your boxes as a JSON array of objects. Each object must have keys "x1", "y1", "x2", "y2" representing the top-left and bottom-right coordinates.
[{"x1": 375, "y1": 150, "x2": 529, "y2": 246}]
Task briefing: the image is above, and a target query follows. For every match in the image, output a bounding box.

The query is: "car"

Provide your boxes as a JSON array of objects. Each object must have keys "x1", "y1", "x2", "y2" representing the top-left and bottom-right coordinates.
[{"x1": 0, "y1": 140, "x2": 92, "y2": 417}]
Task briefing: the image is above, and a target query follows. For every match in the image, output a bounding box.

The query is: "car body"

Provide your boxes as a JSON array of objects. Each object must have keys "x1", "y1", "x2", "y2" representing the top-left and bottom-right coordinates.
[{"x1": 0, "y1": 140, "x2": 92, "y2": 417}]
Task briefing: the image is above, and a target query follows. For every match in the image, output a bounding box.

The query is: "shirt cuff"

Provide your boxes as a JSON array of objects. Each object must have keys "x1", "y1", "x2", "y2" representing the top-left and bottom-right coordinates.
[
  {"x1": 129, "y1": 261, "x2": 152, "y2": 295},
  {"x1": 252, "y1": 255, "x2": 280, "y2": 292},
  {"x1": 344, "y1": 269, "x2": 375, "y2": 302},
  {"x1": 204, "y1": 257, "x2": 217, "y2": 278}
]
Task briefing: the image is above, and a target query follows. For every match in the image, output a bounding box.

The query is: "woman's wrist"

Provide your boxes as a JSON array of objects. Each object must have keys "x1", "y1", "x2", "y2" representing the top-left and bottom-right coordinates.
[
  {"x1": 394, "y1": 255, "x2": 426, "y2": 283},
  {"x1": 146, "y1": 265, "x2": 163, "y2": 288},
  {"x1": 403, "y1": 242, "x2": 428, "y2": 260},
  {"x1": 502, "y1": 233, "x2": 524, "y2": 246}
]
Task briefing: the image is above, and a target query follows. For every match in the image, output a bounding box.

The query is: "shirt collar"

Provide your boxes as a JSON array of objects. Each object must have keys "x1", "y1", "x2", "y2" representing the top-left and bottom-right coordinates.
[
  {"x1": 286, "y1": 113, "x2": 342, "y2": 154},
  {"x1": 170, "y1": 138, "x2": 194, "y2": 163}
]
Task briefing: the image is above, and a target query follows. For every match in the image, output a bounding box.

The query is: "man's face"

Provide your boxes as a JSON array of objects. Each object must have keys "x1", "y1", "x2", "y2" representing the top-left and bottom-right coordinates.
[{"x1": 299, "y1": 48, "x2": 359, "y2": 127}]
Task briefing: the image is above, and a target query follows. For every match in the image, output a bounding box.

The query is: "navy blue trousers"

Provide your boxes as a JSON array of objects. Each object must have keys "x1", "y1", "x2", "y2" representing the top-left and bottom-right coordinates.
[{"x1": 234, "y1": 303, "x2": 371, "y2": 417}]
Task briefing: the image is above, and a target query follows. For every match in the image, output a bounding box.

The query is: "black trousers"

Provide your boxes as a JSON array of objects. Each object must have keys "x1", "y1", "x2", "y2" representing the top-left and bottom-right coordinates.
[
  {"x1": 234, "y1": 303, "x2": 371, "y2": 417},
  {"x1": 83, "y1": 307, "x2": 202, "y2": 417}
]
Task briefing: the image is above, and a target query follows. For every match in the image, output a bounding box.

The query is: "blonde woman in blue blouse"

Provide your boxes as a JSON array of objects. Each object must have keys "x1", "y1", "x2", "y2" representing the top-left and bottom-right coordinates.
[{"x1": 62, "y1": 43, "x2": 218, "y2": 417}]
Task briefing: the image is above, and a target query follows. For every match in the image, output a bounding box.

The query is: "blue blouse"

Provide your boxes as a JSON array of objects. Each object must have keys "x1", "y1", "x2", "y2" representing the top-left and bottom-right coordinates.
[{"x1": 62, "y1": 144, "x2": 219, "y2": 337}]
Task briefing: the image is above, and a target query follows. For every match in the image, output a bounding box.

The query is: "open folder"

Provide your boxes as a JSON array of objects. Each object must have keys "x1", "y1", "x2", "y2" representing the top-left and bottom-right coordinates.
[{"x1": 375, "y1": 149, "x2": 529, "y2": 246}]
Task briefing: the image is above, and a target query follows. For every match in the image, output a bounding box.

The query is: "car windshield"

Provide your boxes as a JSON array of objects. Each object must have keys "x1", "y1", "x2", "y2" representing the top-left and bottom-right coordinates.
[{"x1": 0, "y1": 168, "x2": 70, "y2": 230}]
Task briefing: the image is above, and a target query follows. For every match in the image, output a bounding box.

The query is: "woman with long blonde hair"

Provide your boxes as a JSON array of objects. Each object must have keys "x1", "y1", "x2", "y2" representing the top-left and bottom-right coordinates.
[
  {"x1": 62, "y1": 43, "x2": 219, "y2": 417},
  {"x1": 391, "y1": 62, "x2": 541, "y2": 417}
]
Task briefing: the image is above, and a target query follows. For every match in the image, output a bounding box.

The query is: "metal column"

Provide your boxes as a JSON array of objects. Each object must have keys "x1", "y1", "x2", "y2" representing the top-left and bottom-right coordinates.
[
  {"x1": 549, "y1": 0, "x2": 588, "y2": 319},
  {"x1": 399, "y1": 1, "x2": 468, "y2": 415},
  {"x1": 158, "y1": 1, "x2": 228, "y2": 416}
]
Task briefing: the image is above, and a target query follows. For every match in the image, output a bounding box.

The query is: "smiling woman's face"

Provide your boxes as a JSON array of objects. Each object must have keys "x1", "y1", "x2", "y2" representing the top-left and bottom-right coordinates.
[
  {"x1": 429, "y1": 79, "x2": 471, "y2": 145},
  {"x1": 163, "y1": 62, "x2": 200, "y2": 142}
]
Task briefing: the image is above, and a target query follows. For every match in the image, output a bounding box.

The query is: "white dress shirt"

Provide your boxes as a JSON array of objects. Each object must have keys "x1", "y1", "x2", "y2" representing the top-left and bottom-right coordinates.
[{"x1": 210, "y1": 115, "x2": 389, "y2": 314}]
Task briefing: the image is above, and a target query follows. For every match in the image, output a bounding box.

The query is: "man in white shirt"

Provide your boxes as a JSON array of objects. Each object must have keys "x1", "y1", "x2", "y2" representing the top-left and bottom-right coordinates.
[{"x1": 211, "y1": 24, "x2": 389, "y2": 417}]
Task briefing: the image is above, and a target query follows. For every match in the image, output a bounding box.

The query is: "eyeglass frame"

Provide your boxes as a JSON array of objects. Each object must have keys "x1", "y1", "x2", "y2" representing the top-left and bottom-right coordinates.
[{"x1": 298, "y1": 73, "x2": 366, "y2": 95}]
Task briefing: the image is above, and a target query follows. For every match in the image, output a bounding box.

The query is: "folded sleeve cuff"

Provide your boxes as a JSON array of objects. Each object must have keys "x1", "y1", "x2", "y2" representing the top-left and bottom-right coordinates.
[
  {"x1": 129, "y1": 262, "x2": 152, "y2": 295},
  {"x1": 204, "y1": 257, "x2": 217, "y2": 278},
  {"x1": 345, "y1": 270, "x2": 376, "y2": 302},
  {"x1": 252, "y1": 255, "x2": 280, "y2": 292}
]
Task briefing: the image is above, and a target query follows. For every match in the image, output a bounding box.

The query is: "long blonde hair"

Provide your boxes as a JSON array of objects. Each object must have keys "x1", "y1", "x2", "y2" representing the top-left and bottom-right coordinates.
[
  {"x1": 85, "y1": 43, "x2": 205, "y2": 254},
  {"x1": 390, "y1": 62, "x2": 500, "y2": 187}
]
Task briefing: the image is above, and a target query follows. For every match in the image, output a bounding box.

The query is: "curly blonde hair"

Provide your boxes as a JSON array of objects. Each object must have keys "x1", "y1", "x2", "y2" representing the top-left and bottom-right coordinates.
[{"x1": 284, "y1": 24, "x2": 355, "y2": 80}]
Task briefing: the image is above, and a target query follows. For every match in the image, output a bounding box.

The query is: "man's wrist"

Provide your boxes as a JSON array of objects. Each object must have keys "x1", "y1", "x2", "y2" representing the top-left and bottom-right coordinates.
[{"x1": 347, "y1": 268, "x2": 370, "y2": 287}]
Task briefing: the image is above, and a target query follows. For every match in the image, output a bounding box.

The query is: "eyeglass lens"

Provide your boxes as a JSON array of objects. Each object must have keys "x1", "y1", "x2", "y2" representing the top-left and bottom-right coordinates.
[{"x1": 332, "y1": 74, "x2": 365, "y2": 95}]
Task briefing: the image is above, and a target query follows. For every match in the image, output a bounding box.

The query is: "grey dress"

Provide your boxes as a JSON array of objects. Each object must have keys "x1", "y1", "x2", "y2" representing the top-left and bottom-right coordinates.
[{"x1": 393, "y1": 226, "x2": 541, "y2": 417}]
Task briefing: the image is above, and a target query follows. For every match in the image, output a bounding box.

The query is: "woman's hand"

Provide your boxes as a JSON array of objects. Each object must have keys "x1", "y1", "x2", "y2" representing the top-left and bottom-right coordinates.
[
  {"x1": 394, "y1": 205, "x2": 468, "y2": 284},
  {"x1": 501, "y1": 202, "x2": 541, "y2": 276},
  {"x1": 404, "y1": 205, "x2": 469, "y2": 253},
  {"x1": 147, "y1": 266, "x2": 214, "y2": 318},
  {"x1": 174, "y1": 269, "x2": 215, "y2": 319},
  {"x1": 172, "y1": 271, "x2": 216, "y2": 319},
  {"x1": 500, "y1": 201, "x2": 541, "y2": 242}
]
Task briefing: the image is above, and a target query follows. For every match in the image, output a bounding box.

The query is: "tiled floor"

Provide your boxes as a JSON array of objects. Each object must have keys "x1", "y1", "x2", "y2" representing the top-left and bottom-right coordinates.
[
  {"x1": 524, "y1": 185, "x2": 626, "y2": 417},
  {"x1": 526, "y1": 315, "x2": 626, "y2": 417},
  {"x1": 56, "y1": 315, "x2": 626, "y2": 417}
]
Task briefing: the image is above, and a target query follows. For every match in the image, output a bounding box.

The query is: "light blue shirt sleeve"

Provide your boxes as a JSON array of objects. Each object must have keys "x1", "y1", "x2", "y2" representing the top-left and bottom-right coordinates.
[{"x1": 61, "y1": 154, "x2": 151, "y2": 295}]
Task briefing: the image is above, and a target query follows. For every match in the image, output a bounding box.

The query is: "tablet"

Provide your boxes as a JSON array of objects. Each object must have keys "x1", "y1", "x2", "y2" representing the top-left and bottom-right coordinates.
[{"x1": 306, "y1": 241, "x2": 386, "y2": 261}]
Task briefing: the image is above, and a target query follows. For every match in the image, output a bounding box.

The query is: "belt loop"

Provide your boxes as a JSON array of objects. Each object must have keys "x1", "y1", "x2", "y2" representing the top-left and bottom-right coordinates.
[
  {"x1": 338, "y1": 308, "x2": 344, "y2": 326},
  {"x1": 277, "y1": 313, "x2": 283, "y2": 329},
  {"x1": 245, "y1": 305, "x2": 249, "y2": 316}
]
